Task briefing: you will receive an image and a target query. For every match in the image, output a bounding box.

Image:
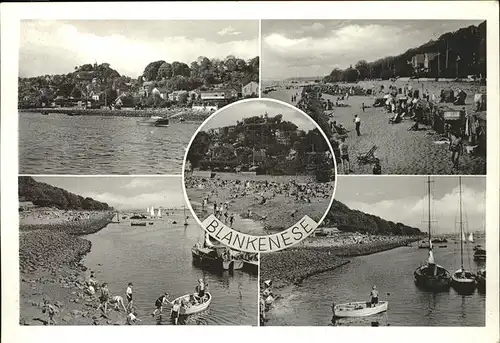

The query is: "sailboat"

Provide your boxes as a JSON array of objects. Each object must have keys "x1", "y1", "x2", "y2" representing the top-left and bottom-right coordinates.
[
  {"x1": 157, "y1": 207, "x2": 162, "y2": 218},
  {"x1": 451, "y1": 177, "x2": 477, "y2": 295},
  {"x1": 468, "y1": 232, "x2": 474, "y2": 243},
  {"x1": 111, "y1": 212, "x2": 120, "y2": 223},
  {"x1": 414, "y1": 176, "x2": 451, "y2": 291},
  {"x1": 150, "y1": 206, "x2": 155, "y2": 218}
]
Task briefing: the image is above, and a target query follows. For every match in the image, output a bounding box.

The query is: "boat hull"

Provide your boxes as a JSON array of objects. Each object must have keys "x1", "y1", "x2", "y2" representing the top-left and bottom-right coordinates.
[
  {"x1": 414, "y1": 265, "x2": 451, "y2": 291},
  {"x1": 172, "y1": 292, "x2": 212, "y2": 315},
  {"x1": 242, "y1": 260, "x2": 259, "y2": 274},
  {"x1": 334, "y1": 301, "x2": 388, "y2": 318},
  {"x1": 451, "y1": 271, "x2": 476, "y2": 295},
  {"x1": 192, "y1": 248, "x2": 225, "y2": 270},
  {"x1": 131, "y1": 222, "x2": 147, "y2": 226}
]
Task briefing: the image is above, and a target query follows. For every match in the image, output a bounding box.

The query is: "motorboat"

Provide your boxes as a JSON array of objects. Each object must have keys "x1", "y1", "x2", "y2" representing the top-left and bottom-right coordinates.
[
  {"x1": 333, "y1": 301, "x2": 388, "y2": 318},
  {"x1": 171, "y1": 292, "x2": 212, "y2": 316},
  {"x1": 137, "y1": 115, "x2": 170, "y2": 127}
]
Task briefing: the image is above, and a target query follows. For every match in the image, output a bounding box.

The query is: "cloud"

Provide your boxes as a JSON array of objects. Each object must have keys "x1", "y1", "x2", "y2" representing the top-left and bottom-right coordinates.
[
  {"x1": 217, "y1": 26, "x2": 242, "y2": 36},
  {"x1": 123, "y1": 178, "x2": 164, "y2": 190},
  {"x1": 343, "y1": 185, "x2": 486, "y2": 234},
  {"x1": 19, "y1": 21, "x2": 258, "y2": 78}
]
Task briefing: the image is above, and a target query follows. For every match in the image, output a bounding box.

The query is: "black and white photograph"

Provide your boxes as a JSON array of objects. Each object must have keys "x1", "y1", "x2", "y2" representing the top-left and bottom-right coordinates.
[
  {"x1": 260, "y1": 175, "x2": 486, "y2": 326},
  {"x1": 261, "y1": 20, "x2": 487, "y2": 175},
  {"x1": 18, "y1": 20, "x2": 260, "y2": 175},
  {"x1": 18, "y1": 176, "x2": 258, "y2": 326},
  {"x1": 183, "y1": 99, "x2": 336, "y2": 239}
]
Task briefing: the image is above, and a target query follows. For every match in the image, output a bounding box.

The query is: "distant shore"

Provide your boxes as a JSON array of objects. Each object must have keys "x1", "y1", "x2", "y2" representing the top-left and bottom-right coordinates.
[
  {"x1": 19, "y1": 107, "x2": 208, "y2": 122},
  {"x1": 260, "y1": 234, "x2": 420, "y2": 289},
  {"x1": 19, "y1": 209, "x2": 119, "y2": 325}
]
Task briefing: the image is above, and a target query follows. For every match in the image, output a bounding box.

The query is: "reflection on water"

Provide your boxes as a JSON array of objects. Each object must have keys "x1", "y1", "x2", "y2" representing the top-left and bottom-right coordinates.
[
  {"x1": 267, "y1": 238, "x2": 485, "y2": 326},
  {"x1": 83, "y1": 210, "x2": 258, "y2": 325},
  {"x1": 19, "y1": 113, "x2": 199, "y2": 174}
]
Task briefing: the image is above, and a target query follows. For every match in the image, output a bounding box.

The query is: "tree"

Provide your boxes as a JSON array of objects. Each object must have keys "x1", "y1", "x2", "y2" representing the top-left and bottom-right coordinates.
[
  {"x1": 143, "y1": 60, "x2": 166, "y2": 81},
  {"x1": 355, "y1": 60, "x2": 370, "y2": 80},
  {"x1": 70, "y1": 87, "x2": 82, "y2": 99},
  {"x1": 157, "y1": 62, "x2": 173, "y2": 80},
  {"x1": 342, "y1": 67, "x2": 359, "y2": 82},
  {"x1": 187, "y1": 131, "x2": 211, "y2": 168}
]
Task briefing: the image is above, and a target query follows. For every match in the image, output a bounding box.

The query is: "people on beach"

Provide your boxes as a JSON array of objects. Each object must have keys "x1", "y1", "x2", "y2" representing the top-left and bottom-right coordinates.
[
  {"x1": 42, "y1": 299, "x2": 58, "y2": 325},
  {"x1": 370, "y1": 286, "x2": 379, "y2": 307},
  {"x1": 97, "y1": 283, "x2": 110, "y2": 313},
  {"x1": 339, "y1": 138, "x2": 351, "y2": 174},
  {"x1": 152, "y1": 292, "x2": 171, "y2": 317},
  {"x1": 126, "y1": 282, "x2": 133, "y2": 311},
  {"x1": 109, "y1": 295, "x2": 128, "y2": 312},
  {"x1": 353, "y1": 115, "x2": 361, "y2": 136},
  {"x1": 361, "y1": 103, "x2": 365, "y2": 112},
  {"x1": 127, "y1": 309, "x2": 141, "y2": 325}
]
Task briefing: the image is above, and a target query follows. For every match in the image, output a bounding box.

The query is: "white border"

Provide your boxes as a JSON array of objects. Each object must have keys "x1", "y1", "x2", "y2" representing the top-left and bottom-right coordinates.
[
  {"x1": 1, "y1": 1, "x2": 499, "y2": 343},
  {"x1": 181, "y1": 98, "x2": 338, "y2": 253}
]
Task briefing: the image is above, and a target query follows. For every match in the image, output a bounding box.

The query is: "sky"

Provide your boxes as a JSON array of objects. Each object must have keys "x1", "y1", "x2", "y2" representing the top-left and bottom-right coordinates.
[
  {"x1": 261, "y1": 20, "x2": 484, "y2": 80},
  {"x1": 33, "y1": 177, "x2": 186, "y2": 210},
  {"x1": 335, "y1": 176, "x2": 486, "y2": 235},
  {"x1": 201, "y1": 100, "x2": 318, "y2": 131},
  {"x1": 19, "y1": 20, "x2": 259, "y2": 78}
]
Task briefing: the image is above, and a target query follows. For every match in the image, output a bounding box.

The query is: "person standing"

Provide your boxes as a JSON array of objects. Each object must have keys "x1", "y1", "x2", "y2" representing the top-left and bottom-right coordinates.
[
  {"x1": 97, "y1": 283, "x2": 110, "y2": 314},
  {"x1": 126, "y1": 282, "x2": 133, "y2": 311},
  {"x1": 339, "y1": 138, "x2": 350, "y2": 174},
  {"x1": 353, "y1": 115, "x2": 361, "y2": 136},
  {"x1": 361, "y1": 103, "x2": 365, "y2": 112},
  {"x1": 370, "y1": 286, "x2": 379, "y2": 307},
  {"x1": 449, "y1": 133, "x2": 463, "y2": 168}
]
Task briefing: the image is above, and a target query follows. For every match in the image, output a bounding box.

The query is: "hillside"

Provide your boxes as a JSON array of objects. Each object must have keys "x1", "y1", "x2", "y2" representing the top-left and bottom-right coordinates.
[
  {"x1": 323, "y1": 199, "x2": 422, "y2": 236},
  {"x1": 19, "y1": 176, "x2": 110, "y2": 211},
  {"x1": 324, "y1": 21, "x2": 486, "y2": 82},
  {"x1": 18, "y1": 55, "x2": 259, "y2": 109}
]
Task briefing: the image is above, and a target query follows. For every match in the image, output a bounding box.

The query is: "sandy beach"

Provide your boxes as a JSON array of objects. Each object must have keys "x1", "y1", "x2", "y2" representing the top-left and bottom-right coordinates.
[
  {"x1": 185, "y1": 172, "x2": 334, "y2": 234},
  {"x1": 19, "y1": 209, "x2": 117, "y2": 325},
  {"x1": 266, "y1": 80, "x2": 486, "y2": 175}
]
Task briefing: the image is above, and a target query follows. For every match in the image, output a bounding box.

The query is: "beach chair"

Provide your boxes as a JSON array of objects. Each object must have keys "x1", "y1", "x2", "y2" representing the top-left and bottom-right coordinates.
[{"x1": 357, "y1": 145, "x2": 378, "y2": 165}]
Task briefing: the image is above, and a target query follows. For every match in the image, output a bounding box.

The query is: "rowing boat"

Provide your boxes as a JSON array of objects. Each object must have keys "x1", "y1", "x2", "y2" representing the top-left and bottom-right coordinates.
[
  {"x1": 334, "y1": 301, "x2": 388, "y2": 318},
  {"x1": 171, "y1": 292, "x2": 212, "y2": 315}
]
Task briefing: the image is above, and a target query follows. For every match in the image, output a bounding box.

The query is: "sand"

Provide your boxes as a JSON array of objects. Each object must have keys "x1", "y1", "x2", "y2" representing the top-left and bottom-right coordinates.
[{"x1": 266, "y1": 80, "x2": 486, "y2": 175}]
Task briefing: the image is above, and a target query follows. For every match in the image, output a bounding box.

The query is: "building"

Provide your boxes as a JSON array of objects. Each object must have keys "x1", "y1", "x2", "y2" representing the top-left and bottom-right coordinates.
[
  {"x1": 168, "y1": 90, "x2": 188, "y2": 102},
  {"x1": 200, "y1": 90, "x2": 230, "y2": 101},
  {"x1": 424, "y1": 52, "x2": 439, "y2": 72},
  {"x1": 411, "y1": 54, "x2": 425, "y2": 71},
  {"x1": 242, "y1": 81, "x2": 259, "y2": 97}
]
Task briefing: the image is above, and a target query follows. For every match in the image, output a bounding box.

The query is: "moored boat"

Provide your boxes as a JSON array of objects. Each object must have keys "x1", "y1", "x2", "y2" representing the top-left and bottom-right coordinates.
[
  {"x1": 131, "y1": 221, "x2": 147, "y2": 226},
  {"x1": 137, "y1": 116, "x2": 170, "y2": 127},
  {"x1": 333, "y1": 301, "x2": 388, "y2": 318},
  {"x1": 473, "y1": 248, "x2": 486, "y2": 262},
  {"x1": 451, "y1": 177, "x2": 476, "y2": 295},
  {"x1": 414, "y1": 177, "x2": 451, "y2": 291}
]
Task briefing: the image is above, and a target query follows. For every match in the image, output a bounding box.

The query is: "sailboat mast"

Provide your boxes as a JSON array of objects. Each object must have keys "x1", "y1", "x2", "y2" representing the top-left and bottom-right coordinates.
[
  {"x1": 427, "y1": 176, "x2": 432, "y2": 244},
  {"x1": 459, "y1": 176, "x2": 464, "y2": 270}
]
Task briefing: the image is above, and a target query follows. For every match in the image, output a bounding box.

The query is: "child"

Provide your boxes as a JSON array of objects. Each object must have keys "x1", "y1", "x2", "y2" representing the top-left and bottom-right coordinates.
[
  {"x1": 127, "y1": 309, "x2": 141, "y2": 325},
  {"x1": 109, "y1": 295, "x2": 128, "y2": 312},
  {"x1": 171, "y1": 300, "x2": 181, "y2": 325},
  {"x1": 96, "y1": 283, "x2": 110, "y2": 314},
  {"x1": 152, "y1": 292, "x2": 171, "y2": 317},
  {"x1": 42, "y1": 300, "x2": 58, "y2": 325},
  {"x1": 126, "y1": 282, "x2": 133, "y2": 311}
]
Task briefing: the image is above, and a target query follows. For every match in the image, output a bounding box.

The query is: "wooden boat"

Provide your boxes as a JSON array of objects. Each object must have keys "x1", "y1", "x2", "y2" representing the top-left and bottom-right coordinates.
[
  {"x1": 171, "y1": 292, "x2": 212, "y2": 316},
  {"x1": 131, "y1": 221, "x2": 147, "y2": 226},
  {"x1": 451, "y1": 177, "x2": 476, "y2": 295},
  {"x1": 417, "y1": 240, "x2": 430, "y2": 249},
  {"x1": 334, "y1": 301, "x2": 388, "y2": 318},
  {"x1": 473, "y1": 248, "x2": 486, "y2": 262},
  {"x1": 137, "y1": 116, "x2": 169, "y2": 127},
  {"x1": 414, "y1": 177, "x2": 451, "y2": 291}
]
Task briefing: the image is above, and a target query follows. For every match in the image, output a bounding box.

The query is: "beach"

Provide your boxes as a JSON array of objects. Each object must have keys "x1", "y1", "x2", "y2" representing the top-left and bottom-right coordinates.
[
  {"x1": 19, "y1": 209, "x2": 117, "y2": 325},
  {"x1": 185, "y1": 172, "x2": 334, "y2": 234},
  {"x1": 266, "y1": 80, "x2": 486, "y2": 175}
]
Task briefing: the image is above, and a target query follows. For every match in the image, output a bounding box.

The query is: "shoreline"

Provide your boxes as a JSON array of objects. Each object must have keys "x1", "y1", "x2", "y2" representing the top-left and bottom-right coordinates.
[
  {"x1": 19, "y1": 211, "x2": 122, "y2": 325},
  {"x1": 19, "y1": 107, "x2": 207, "y2": 122},
  {"x1": 261, "y1": 235, "x2": 420, "y2": 290}
]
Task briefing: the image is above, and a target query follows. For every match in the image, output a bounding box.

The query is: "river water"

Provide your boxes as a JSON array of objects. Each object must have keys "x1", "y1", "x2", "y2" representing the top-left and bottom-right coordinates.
[
  {"x1": 266, "y1": 237, "x2": 485, "y2": 326},
  {"x1": 19, "y1": 112, "x2": 199, "y2": 174},
  {"x1": 82, "y1": 210, "x2": 258, "y2": 325}
]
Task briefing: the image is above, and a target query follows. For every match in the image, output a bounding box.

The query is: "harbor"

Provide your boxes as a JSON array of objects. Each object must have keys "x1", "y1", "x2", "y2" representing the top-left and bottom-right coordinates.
[{"x1": 19, "y1": 177, "x2": 258, "y2": 326}]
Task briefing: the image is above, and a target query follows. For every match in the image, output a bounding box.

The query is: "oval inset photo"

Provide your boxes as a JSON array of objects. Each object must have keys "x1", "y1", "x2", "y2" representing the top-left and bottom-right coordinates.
[{"x1": 182, "y1": 99, "x2": 337, "y2": 253}]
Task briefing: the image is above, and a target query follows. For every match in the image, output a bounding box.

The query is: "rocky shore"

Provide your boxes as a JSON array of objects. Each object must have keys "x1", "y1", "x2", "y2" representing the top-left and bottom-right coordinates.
[
  {"x1": 19, "y1": 211, "x2": 119, "y2": 325},
  {"x1": 260, "y1": 234, "x2": 420, "y2": 289}
]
